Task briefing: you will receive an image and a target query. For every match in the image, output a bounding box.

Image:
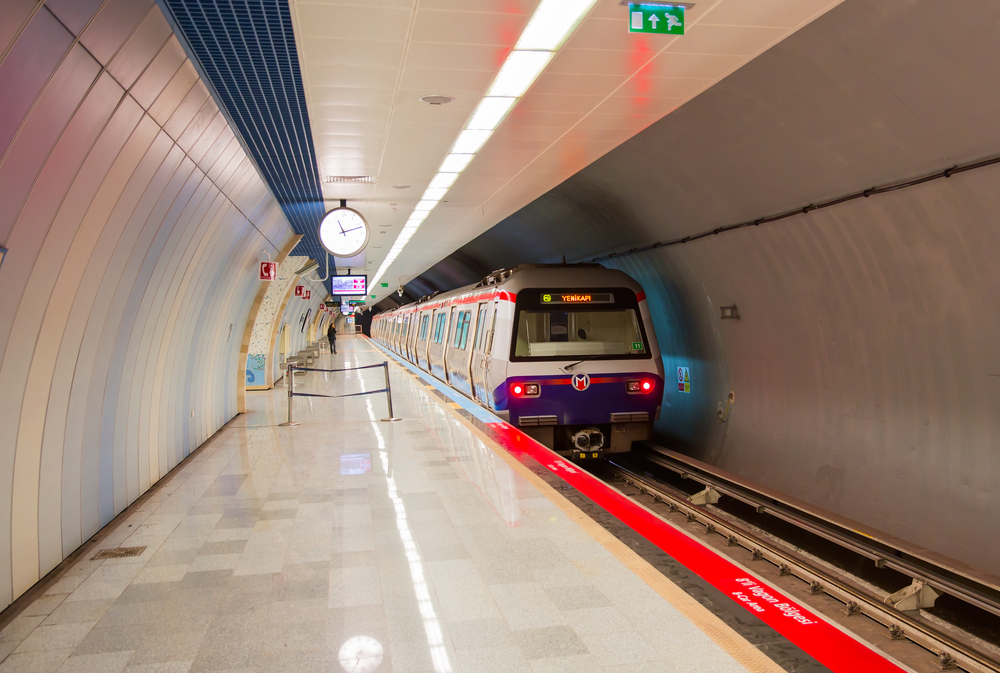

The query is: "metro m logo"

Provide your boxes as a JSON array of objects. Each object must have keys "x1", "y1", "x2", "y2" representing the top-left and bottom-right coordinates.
[{"x1": 571, "y1": 373, "x2": 590, "y2": 391}]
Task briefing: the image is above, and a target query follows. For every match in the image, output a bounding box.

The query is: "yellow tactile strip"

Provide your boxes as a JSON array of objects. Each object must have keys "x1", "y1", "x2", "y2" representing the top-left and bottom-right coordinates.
[{"x1": 396, "y1": 358, "x2": 786, "y2": 673}]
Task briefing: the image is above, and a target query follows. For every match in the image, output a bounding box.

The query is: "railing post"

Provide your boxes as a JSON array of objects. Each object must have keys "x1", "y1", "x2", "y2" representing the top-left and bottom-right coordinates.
[
  {"x1": 380, "y1": 361, "x2": 401, "y2": 422},
  {"x1": 279, "y1": 363, "x2": 301, "y2": 426}
]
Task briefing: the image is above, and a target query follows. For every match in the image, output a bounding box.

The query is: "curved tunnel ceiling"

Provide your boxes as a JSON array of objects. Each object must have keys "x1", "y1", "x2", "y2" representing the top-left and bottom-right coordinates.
[
  {"x1": 405, "y1": 0, "x2": 1000, "y2": 290},
  {"x1": 391, "y1": 0, "x2": 1000, "y2": 577}
]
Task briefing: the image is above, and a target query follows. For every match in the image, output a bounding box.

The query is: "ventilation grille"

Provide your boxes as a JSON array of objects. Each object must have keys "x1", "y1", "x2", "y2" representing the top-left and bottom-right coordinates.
[
  {"x1": 93, "y1": 546, "x2": 146, "y2": 560},
  {"x1": 159, "y1": 0, "x2": 329, "y2": 265},
  {"x1": 611, "y1": 412, "x2": 650, "y2": 423},
  {"x1": 519, "y1": 415, "x2": 558, "y2": 427},
  {"x1": 325, "y1": 176, "x2": 375, "y2": 184}
]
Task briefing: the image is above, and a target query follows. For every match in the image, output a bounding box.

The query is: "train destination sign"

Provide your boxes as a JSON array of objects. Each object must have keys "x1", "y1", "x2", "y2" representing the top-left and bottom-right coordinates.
[
  {"x1": 628, "y1": 3, "x2": 685, "y2": 35},
  {"x1": 541, "y1": 292, "x2": 614, "y2": 304}
]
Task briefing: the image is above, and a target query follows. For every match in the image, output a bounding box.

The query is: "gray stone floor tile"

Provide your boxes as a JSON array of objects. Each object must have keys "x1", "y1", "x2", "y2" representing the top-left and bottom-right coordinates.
[
  {"x1": 42, "y1": 600, "x2": 114, "y2": 626},
  {"x1": 19, "y1": 595, "x2": 66, "y2": 618},
  {"x1": 529, "y1": 654, "x2": 605, "y2": 673},
  {"x1": 513, "y1": 626, "x2": 588, "y2": 660},
  {"x1": 0, "y1": 647, "x2": 73, "y2": 672},
  {"x1": 447, "y1": 618, "x2": 516, "y2": 651},
  {"x1": 455, "y1": 646, "x2": 532, "y2": 673},
  {"x1": 564, "y1": 606, "x2": 633, "y2": 636},
  {"x1": 55, "y1": 650, "x2": 132, "y2": 673},
  {"x1": 123, "y1": 661, "x2": 193, "y2": 672},
  {"x1": 128, "y1": 631, "x2": 205, "y2": 666},
  {"x1": 13, "y1": 622, "x2": 95, "y2": 654},
  {"x1": 197, "y1": 540, "x2": 248, "y2": 556},
  {"x1": 544, "y1": 584, "x2": 611, "y2": 611},
  {"x1": 578, "y1": 631, "x2": 661, "y2": 668}
]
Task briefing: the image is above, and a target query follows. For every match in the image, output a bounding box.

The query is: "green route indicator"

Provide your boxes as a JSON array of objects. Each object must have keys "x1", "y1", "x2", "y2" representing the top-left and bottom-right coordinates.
[
  {"x1": 380, "y1": 282, "x2": 389, "y2": 288},
  {"x1": 628, "y1": 4, "x2": 684, "y2": 35}
]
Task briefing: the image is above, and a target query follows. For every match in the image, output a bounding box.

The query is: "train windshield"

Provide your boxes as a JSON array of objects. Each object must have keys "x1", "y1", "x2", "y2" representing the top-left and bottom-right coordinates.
[{"x1": 514, "y1": 308, "x2": 647, "y2": 359}]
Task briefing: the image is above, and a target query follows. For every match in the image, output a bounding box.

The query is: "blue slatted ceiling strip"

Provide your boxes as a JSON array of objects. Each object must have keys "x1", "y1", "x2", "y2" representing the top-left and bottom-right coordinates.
[{"x1": 157, "y1": 0, "x2": 329, "y2": 266}]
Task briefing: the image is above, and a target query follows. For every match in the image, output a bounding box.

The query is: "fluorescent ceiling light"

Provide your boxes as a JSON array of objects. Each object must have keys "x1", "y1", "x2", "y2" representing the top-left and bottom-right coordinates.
[
  {"x1": 516, "y1": 0, "x2": 598, "y2": 51},
  {"x1": 409, "y1": 210, "x2": 430, "y2": 222},
  {"x1": 429, "y1": 173, "x2": 459, "y2": 189},
  {"x1": 422, "y1": 188, "x2": 448, "y2": 201},
  {"x1": 414, "y1": 200, "x2": 438, "y2": 212},
  {"x1": 439, "y1": 154, "x2": 474, "y2": 173},
  {"x1": 488, "y1": 50, "x2": 553, "y2": 97},
  {"x1": 467, "y1": 97, "x2": 516, "y2": 131},
  {"x1": 451, "y1": 129, "x2": 492, "y2": 155}
]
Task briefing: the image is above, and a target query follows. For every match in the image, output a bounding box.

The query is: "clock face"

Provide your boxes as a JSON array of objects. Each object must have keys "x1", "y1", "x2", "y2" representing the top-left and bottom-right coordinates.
[
  {"x1": 319, "y1": 207, "x2": 370, "y2": 257},
  {"x1": 338, "y1": 636, "x2": 383, "y2": 673}
]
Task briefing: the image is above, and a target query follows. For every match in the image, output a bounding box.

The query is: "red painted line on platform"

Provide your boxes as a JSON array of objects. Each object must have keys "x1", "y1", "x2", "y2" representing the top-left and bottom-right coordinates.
[{"x1": 485, "y1": 422, "x2": 905, "y2": 673}]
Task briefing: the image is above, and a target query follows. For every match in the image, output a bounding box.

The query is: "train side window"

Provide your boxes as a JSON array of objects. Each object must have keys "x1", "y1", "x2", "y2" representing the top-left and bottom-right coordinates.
[
  {"x1": 433, "y1": 313, "x2": 446, "y2": 344},
  {"x1": 474, "y1": 304, "x2": 487, "y2": 351},
  {"x1": 455, "y1": 311, "x2": 471, "y2": 349},
  {"x1": 486, "y1": 305, "x2": 497, "y2": 353}
]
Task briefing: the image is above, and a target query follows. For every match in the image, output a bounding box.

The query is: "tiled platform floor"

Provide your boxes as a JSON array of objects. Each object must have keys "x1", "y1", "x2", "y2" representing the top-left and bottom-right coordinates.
[{"x1": 0, "y1": 338, "x2": 757, "y2": 673}]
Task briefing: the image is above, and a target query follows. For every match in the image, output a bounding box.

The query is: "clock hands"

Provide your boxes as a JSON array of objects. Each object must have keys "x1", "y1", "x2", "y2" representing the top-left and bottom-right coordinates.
[{"x1": 339, "y1": 226, "x2": 364, "y2": 236}]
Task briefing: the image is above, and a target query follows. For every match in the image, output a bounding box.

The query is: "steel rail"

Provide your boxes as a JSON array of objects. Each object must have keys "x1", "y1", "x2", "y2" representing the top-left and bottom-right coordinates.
[
  {"x1": 635, "y1": 445, "x2": 1000, "y2": 620},
  {"x1": 608, "y1": 462, "x2": 1000, "y2": 673}
]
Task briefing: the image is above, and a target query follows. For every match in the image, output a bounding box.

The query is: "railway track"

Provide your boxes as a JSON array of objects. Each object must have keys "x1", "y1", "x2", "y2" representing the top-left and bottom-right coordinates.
[{"x1": 603, "y1": 446, "x2": 1000, "y2": 673}]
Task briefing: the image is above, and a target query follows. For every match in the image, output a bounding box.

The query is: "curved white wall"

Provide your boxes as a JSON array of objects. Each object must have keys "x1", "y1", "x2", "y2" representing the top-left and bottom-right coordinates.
[{"x1": 0, "y1": 0, "x2": 294, "y2": 607}]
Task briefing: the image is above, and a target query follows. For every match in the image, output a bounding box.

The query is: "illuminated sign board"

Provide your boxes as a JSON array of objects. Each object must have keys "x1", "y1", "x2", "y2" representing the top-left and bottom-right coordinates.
[
  {"x1": 541, "y1": 292, "x2": 614, "y2": 304},
  {"x1": 331, "y1": 274, "x2": 367, "y2": 296}
]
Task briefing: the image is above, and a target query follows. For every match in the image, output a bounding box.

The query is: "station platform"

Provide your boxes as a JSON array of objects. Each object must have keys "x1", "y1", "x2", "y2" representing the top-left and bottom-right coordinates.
[{"x1": 0, "y1": 337, "x2": 908, "y2": 673}]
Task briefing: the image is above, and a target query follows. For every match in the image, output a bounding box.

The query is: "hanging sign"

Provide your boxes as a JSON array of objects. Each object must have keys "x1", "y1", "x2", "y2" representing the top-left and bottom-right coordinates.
[
  {"x1": 628, "y1": 3, "x2": 685, "y2": 35},
  {"x1": 259, "y1": 261, "x2": 277, "y2": 280},
  {"x1": 677, "y1": 366, "x2": 691, "y2": 393},
  {"x1": 295, "y1": 285, "x2": 304, "y2": 297}
]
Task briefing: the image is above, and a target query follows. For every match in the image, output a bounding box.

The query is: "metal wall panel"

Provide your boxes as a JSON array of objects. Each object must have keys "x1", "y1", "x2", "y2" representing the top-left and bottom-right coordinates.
[{"x1": 0, "y1": 3, "x2": 294, "y2": 607}]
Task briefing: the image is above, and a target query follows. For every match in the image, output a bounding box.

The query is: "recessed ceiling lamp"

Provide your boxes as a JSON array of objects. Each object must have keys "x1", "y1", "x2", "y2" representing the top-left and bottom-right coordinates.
[
  {"x1": 420, "y1": 95, "x2": 455, "y2": 105},
  {"x1": 371, "y1": 0, "x2": 599, "y2": 292}
]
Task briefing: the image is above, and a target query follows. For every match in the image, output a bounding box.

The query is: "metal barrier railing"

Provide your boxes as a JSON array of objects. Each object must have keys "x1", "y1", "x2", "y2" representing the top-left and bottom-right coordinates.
[{"x1": 279, "y1": 361, "x2": 400, "y2": 426}]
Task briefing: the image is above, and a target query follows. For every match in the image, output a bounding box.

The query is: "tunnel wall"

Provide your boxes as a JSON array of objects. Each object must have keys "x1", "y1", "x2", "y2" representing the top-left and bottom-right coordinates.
[
  {"x1": 406, "y1": 0, "x2": 1000, "y2": 575},
  {"x1": 0, "y1": 0, "x2": 293, "y2": 607}
]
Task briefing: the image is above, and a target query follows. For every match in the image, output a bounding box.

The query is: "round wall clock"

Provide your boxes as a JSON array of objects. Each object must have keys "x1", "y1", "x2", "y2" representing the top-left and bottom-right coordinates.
[
  {"x1": 337, "y1": 635, "x2": 383, "y2": 673},
  {"x1": 319, "y1": 206, "x2": 370, "y2": 257}
]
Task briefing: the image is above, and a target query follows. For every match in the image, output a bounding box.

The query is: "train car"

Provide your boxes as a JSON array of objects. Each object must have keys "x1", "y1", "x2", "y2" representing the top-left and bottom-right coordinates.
[{"x1": 371, "y1": 264, "x2": 664, "y2": 459}]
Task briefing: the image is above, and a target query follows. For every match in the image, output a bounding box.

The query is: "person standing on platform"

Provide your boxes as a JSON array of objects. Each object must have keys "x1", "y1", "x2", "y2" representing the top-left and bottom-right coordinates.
[{"x1": 327, "y1": 321, "x2": 337, "y2": 355}]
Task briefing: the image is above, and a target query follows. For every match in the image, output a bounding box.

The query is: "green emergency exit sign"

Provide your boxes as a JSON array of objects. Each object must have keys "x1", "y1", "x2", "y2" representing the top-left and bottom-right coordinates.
[
  {"x1": 628, "y1": 4, "x2": 685, "y2": 35},
  {"x1": 380, "y1": 282, "x2": 389, "y2": 288}
]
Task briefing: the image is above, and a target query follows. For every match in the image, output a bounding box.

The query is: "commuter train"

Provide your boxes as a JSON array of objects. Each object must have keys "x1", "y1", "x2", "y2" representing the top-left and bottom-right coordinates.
[{"x1": 371, "y1": 264, "x2": 664, "y2": 459}]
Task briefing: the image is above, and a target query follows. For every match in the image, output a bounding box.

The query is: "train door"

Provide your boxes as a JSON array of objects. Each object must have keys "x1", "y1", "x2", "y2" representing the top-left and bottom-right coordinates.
[
  {"x1": 443, "y1": 306, "x2": 457, "y2": 383},
  {"x1": 428, "y1": 308, "x2": 446, "y2": 380},
  {"x1": 483, "y1": 300, "x2": 499, "y2": 409},
  {"x1": 471, "y1": 303, "x2": 489, "y2": 403}
]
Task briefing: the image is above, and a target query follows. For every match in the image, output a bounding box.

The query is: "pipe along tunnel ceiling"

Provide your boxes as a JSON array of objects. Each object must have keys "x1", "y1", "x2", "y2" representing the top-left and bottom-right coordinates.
[{"x1": 395, "y1": 0, "x2": 1000, "y2": 577}]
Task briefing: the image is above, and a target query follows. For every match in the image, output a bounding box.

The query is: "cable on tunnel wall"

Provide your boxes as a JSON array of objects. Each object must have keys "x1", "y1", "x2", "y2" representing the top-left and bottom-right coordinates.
[{"x1": 589, "y1": 154, "x2": 1000, "y2": 262}]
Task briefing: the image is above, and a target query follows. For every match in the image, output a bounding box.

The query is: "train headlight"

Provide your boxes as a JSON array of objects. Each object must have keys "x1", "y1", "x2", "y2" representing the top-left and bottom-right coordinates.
[
  {"x1": 510, "y1": 382, "x2": 540, "y2": 398},
  {"x1": 627, "y1": 379, "x2": 655, "y2": 394}
]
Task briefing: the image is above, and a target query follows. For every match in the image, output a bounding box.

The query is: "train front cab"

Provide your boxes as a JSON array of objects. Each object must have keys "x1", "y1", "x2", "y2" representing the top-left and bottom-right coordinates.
[{"x1": 500, "y1": 286, "x2": 664, "y2": 460}]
